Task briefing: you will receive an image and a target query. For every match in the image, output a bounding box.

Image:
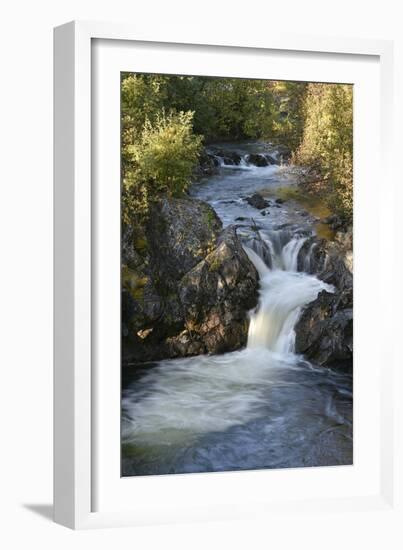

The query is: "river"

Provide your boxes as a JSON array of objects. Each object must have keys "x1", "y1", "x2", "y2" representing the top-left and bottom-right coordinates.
[{"x1": 121, "y1": 142, "x2": 353, "y2": 476}]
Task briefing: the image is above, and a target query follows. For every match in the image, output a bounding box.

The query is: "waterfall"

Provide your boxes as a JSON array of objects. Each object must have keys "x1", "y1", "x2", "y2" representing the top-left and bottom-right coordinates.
[
  {"x1": 123, "y1": 143, "x2": 353, "y2": 477},
  {"x1": 281, "y1": 237, "x2": 307, "y2": 271},
  {"x1": 300, "y1": 240, "x2": 318, "y2": 273},
  {"x1": 207, "y1": 150, "x2": 277, "y2": 171},
  {"x1": 244, "y1": 235, "x2": 333, "y2": 354}
]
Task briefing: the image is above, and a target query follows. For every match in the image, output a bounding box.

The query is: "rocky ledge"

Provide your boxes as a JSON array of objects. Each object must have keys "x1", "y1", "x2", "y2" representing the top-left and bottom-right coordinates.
[
  {"x1": 295, "y1": 228, "x2": 353, "y2": 370},
  {"x1": 195, "y1": 145, "x2": 292, "y2": 176},
  {"x1": 122, "y1": 197, "x2": 259, "y2": 364}
]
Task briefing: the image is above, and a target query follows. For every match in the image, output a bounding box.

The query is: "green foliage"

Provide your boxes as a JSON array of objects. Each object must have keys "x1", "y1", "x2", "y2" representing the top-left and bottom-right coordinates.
[
  {"x1": 121, "y1": 74, "x2": 294, "y2": 145},
  {"x1": 295, "y1": 83, "x2": 353, "y2": 221},
  {"x1": 133, "y1": 110, "x2": 202, "y2": 197},
  {"x1": 121, "y1": 73, "x2": 353, "y2": 222},
  {"x1": 162, "y1": 77, "x2": 279, "y2": 141},
  {"x1": 269, "y1": 81, "x2": 307, "y2": 150},
  {"x1": 122, "y1": 110, "x2": 202, "y2": 222},
  {"x1": 204, "y1": 207, "x2": 217, "y2": 230},
  {"x1": 121, "y1": 73, "x2": 168, "y2": 178},
  {"x1": 197, "y1": 78, "x2": 246, "y2": 140}
]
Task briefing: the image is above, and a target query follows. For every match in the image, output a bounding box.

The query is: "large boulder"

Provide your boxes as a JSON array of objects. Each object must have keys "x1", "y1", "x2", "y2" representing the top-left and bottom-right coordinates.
[
  {"x1": 295, "y1": 290, "x2": 353, "y2": 370},
  {"x1": 178, "y1": 227, "x2": 259, "y2": 354},
  {"x1": 247, "y1": 153, "x2": 270, "y2": 167},
  {"x1": 295, "y1": 230, "x2": 353, "y2": 370},
  {"x1": 122, "y1": 198, "x2": 259, "y2": 363}
]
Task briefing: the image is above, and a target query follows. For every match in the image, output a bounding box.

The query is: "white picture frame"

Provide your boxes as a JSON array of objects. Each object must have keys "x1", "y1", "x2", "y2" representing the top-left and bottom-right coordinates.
[{"x1": 54, "y1": 20, "x2": 398, "y2": 530}]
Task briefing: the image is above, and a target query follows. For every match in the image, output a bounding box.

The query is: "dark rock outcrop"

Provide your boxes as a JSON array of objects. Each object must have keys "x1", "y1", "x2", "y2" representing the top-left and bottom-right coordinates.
[
  {"x1": 295, "y1": 290, "x2": 353, "y2": 370},
  {"x1": 178, "y1": 227, "x2": 259, "y2": 354},
  {"x1": 209, "y1": 148, "x2": 242, "y2": 166},
  {"x1": 295, "y1": 229, "x2": 353, "y2": 370},
  {"x1": 297, "y1": 231, "x2": 353, "y2": 288},
  {"x1": 196, "y1": 149, "x2": 220, "y2": 177},
  {"x1": 323, "y1": 214, "x2": 349, "y2": 232},
  {"x1": 245, "y1": 193, "x2": 270, "y2": 210},
  {"x1": 122, "y1": 198, "x2": 259, "y2": 364},
  {"x1": 265, "y1": 154, "x2": 277, "y2": 164},
  {"x1": 247, "y1": 153, "x2": 270, "y2": 167}
]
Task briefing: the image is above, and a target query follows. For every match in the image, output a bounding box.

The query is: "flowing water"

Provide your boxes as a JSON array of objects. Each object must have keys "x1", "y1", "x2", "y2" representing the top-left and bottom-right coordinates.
[{"x1": 122, "y1": 142, "x2": 353, "y2": 476}]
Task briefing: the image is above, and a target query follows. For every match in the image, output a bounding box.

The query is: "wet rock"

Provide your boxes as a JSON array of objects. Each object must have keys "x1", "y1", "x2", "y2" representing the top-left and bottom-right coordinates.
[
  {"x1": 294, "y1": 229, "x2": 312, "y2": 238},
  {"x1": 266, "y1": 154, "x2": 277, "y2": 164},
  {"x1": 299, "y1": 233, "x2": 353, "y2": 300},
  {"x1": 297, "y1": 237, "x2": 326, "y2": 275},
  {"x1": 323, "y1": 215, "x2": 336, "y2": 224},
  {"x1": 247, "y1": 153, "x2": 270, "y2": 167},
  {"x1": 122, "y1": 198, "x2": 259, "y2": 363},
  {"x1": 295, "y1": 232, "x2": 353, "y2": 370},
  {"x1": 297, "y1": 235, "x2": 353, "y2": 290},
  {"x1": 245, "y1": 193, "x2": 270, "y2": 210},
  {"x1": 275, "y1": 198, "x2": 285, "y2": 204},
  {"x1": 210, "y1": 148, "x2": 242, "y2": 165},
  {"x1": 295, "y1": 291, "x2": 353, "y2": 370},
  {"x1": 248, "y1": 237, "x2": 273, "y2": 269},
  {"x1": 322, "y1": 214, "x2": 348, "y2": 232},
  {"x1": 196, "y1": 149, "x2": 220, "y2": 177},
  {"x1": 210, "y1": 155, "x2": 221, "y2": 167},
  {"x1": 179, "y1": 227, "x2": 259, "y2": 354}
]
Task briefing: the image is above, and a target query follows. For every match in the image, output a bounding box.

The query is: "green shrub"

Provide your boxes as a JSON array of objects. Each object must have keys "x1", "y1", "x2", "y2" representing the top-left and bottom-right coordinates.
[
  {"x1": 122, "y1": 110, "x2": 202, "y2": 222},
  {"x1": 296, "y1": 83, "x2": 353, "y2": 221}
]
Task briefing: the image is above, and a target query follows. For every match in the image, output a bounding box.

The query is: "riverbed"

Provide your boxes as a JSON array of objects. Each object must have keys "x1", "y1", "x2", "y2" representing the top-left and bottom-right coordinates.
[{"x1": 121, "y1": 142, "x2": 353, "y2": 476}]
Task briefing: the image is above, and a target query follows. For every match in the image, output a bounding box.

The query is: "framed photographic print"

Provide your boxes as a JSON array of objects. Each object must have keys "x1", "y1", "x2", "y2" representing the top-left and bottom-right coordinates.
[{"x1": 54, "y1": 21, "x2": 398, "y2": 530}]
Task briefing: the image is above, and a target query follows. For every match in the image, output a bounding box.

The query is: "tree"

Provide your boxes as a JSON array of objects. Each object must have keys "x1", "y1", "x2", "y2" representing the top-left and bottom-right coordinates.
[
  {"x1": 121, "y1": 72, "x2": 353, "y2": 222},
  {"x1": 296, "y1": 83, "x2": 353, "y2": 221}
]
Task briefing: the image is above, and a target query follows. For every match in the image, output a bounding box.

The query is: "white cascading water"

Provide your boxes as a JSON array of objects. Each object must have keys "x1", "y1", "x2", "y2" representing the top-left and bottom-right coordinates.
[
  {"x1": 122, "y1": 147, "x2": 352, "y2": 476},
  {"x1": 122, "y1": 236, "x2": 335, "y2": 449},
  {"x1": 245, "y1": 236, "x2": 333, "y2": 354}
]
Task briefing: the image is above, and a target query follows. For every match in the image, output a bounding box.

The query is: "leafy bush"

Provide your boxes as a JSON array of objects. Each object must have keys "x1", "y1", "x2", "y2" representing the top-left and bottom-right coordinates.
[{"x1": 122, "y1": 110, "x2": 202, "y2": 222}]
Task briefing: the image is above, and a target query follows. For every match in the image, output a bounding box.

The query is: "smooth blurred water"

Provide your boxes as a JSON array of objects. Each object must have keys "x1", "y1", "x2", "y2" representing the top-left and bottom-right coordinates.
[{"x1": 122, "y1": 142, "x2": 353, "y2": 477}]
